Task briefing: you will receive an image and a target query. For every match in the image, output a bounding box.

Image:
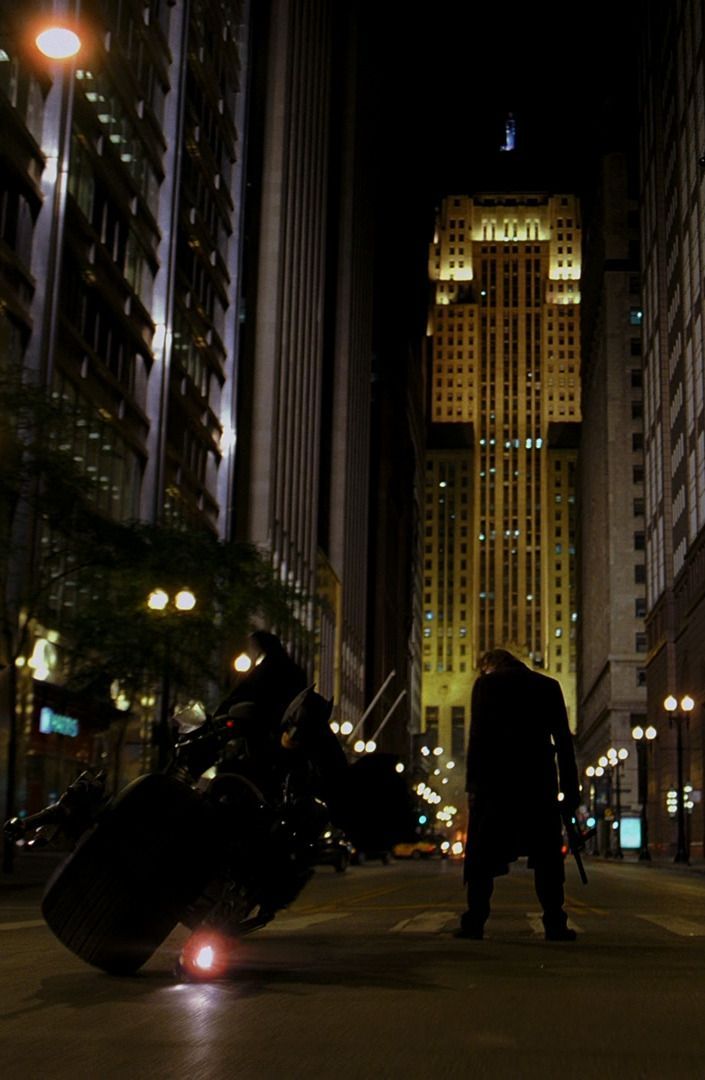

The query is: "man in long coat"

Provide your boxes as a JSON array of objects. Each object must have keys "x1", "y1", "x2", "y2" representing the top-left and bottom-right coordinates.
[{"x1": 458, "y1": 649, "x2": 580, "y2": 941}]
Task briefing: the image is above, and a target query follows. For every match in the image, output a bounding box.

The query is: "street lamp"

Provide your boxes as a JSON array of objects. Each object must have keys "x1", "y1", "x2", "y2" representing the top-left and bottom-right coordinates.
[
  {"x1": 606, "y1": 746, "x2": 629, "y2": 858},
  {"x1": 631, "y1": 723, "x2": 657, "y2": 861},
  {"x1": 147, "y1": 588, "x2": 197, "y2": 768},
  {"x1": 35, "y1": 26, "x2": 82, "y2": 60},
  {"x1": 664, "y1": 694, "x2": 695, "y2": 864},
  {"x1": 584, "y1": 765, "x2": 601, "y2": 854}
]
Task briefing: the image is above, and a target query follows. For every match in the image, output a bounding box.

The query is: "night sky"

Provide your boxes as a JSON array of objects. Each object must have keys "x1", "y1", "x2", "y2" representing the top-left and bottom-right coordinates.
[{"x1": 367, "y1": 1, "x2": 640, "y2": 343}]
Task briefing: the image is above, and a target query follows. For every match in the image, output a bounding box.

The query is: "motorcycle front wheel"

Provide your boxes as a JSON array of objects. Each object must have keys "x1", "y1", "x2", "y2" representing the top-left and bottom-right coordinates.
[{"x1": 41, "y1": 773, "x2": 219, "y2": 975}]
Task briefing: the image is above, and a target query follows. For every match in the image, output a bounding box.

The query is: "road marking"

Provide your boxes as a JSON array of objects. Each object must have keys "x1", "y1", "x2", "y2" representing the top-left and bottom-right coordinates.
[
  {"x1": 636, "y1": 914, "x2": 705, "y2": 937},
  {"x1": 344, "y1": 882, "x2": 417, "y2": 906},
  {"x1": 0, "y1": 920, "x2": 46, "y2": 931},
  {"x1": 565, "y1": 896, "x2": 609, "y2": 915},
  {"x1": 527, "y1": 912, "x2": 583, "y2": 936},
  {"x1": 262, "y1": 912, "x2": 348, "y2": 933},
  {"x1": 391, "y1": 911, "x2": 457, "y2": 933},
  {"x1": 297, "y1": 902, "x2": 461, "y2": 914}
]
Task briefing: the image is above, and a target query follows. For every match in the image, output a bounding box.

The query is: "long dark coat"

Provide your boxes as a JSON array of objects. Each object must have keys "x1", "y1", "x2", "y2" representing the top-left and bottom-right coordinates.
[{"x1": 464, "y1": 661, "x2": 579, "y2": 879}]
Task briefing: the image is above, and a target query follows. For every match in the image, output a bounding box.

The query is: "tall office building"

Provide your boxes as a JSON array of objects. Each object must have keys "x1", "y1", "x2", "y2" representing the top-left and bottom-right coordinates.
[
  {"x1": 31, "y1": 0, "x2": 247, "y2": 535},
  {"x1": 577, "y1": 152, "x2": 646, "y2": 833},
  {"x1": 0, "y1": 0, "x2": 250, "y2": 809},
  {"x1": 422, "y1": 193, "x2": 581, "y2": 758},
  {"x1": 234, "y1": 0, "x2": 373, "y2": 721},
  {"x1": 639, "y1": 0, "x2": 705, "y2": 856}
]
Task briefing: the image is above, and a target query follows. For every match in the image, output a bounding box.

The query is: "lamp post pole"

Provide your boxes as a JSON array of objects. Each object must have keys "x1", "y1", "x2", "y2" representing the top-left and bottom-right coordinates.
[
  {"x1": 147, "y1": 589, "x2": 196, "y2": 770},
  {"x1": 664, "y1": 695, "x2": 694, "y2": 865},
  {"x1": 604, "y1": 747, "x2": 629, "y2": 858},
  {"x1": 613, "y1": 756, "x2": 624, "y2": 859},
  {"x1": 631, "y1": 723, "x2": 657, "y2": 861},
  {"x1": 584, "y1": 764, "x2": 602, "y2": 856}
]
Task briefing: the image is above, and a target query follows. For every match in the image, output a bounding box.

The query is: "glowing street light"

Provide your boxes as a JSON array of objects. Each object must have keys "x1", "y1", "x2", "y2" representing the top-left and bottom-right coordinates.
[
  {"x1": 175, "y1": 589, "x2": 196, "y2": 611},
  {"x1": 35, "y1": 26, "x2": 82, "y2": 60},
  {"x1": 147, "y1": 588, "x2": 169, "y2": 611},
  {"x1": 233, "y1": 653, "x2": 252, "y2": 673}
]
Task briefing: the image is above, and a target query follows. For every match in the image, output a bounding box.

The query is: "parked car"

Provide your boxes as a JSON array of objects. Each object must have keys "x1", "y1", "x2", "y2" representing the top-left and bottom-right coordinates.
[
  {"x1": 351, "y1": 847, "x2": 391, "y2": 866},
  {"x1": 312, "y1": 827, "x2": 354, "y2": 873}
]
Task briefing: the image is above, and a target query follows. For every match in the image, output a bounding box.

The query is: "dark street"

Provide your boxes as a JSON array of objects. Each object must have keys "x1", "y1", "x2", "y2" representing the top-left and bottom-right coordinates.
[{"x1": 3, "y1": 856, "x2": 705, "y2": 1079}]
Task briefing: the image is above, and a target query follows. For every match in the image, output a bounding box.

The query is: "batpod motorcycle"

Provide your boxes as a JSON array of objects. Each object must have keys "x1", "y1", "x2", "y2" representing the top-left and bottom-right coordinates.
[{"x1": 4, "y1": 686, "x2": 346, "y2": 980}]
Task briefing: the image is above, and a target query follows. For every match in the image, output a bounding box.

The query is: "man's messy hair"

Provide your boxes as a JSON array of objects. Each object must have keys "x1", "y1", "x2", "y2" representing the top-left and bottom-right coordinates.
[{"x1": 479, "y1": 649, "x2": 522, "y2": 674}]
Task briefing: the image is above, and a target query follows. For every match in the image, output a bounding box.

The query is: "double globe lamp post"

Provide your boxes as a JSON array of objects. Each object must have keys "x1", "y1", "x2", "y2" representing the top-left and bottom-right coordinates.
[
  {"x1": 664, "y1": 694, "x2": 695, "y2": 865},
  {"x1": 631, "y1": 722, "x2": 657, "y2": 861},
  {"x1": 586, "y1": 746, "x2": 629, "y2": 858},
  {"x1": 147, "y1": 588, "x2": 197, "y2": 768}
]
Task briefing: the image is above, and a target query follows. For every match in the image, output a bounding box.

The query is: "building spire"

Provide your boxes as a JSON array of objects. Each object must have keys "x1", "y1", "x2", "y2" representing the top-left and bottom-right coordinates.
[{"x1": 500, "y1": 113, "x2": 516, "y2": 152}]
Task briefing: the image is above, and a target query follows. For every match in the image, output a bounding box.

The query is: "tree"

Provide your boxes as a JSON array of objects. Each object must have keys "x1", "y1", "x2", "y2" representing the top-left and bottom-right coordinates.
[
  {"x1": 61, "y1": 521, "x2": 301, "y2": 749},
  {"x1": 1, "y1": 370, "x2": 301, "y2": 868},
  {"x1": 1, "y1": 369, "x2": 129, "y2": 867}
]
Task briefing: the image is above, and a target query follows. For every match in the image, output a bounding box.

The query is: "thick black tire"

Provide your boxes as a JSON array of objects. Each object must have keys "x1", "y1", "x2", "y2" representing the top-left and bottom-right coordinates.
[{"x1": 42, "y1": 774, "x2": 219, "y2": 974}]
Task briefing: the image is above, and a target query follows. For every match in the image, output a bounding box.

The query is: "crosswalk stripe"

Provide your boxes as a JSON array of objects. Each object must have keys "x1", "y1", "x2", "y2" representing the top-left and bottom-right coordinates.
[
  {"x1": 262, "y1": 912, "x2": 348, "y2": 933},
  {"x1": 390, "y1": 911, "x2": 457, "y2": 933},
  {"x1": 527, "y1": 912, "x2": 583, "y2": 936},
  {"x1": 636, "y1": 914, "x2": 705, "y2": 937},
  {"x1": 0, "y1": 920, "x2": 46, "y2": 931}
]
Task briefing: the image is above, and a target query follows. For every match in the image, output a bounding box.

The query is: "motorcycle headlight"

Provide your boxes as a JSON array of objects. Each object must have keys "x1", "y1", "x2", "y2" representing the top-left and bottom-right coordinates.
[{"x1": 179, "y1": 930, "x2": 234, "y2": 981}]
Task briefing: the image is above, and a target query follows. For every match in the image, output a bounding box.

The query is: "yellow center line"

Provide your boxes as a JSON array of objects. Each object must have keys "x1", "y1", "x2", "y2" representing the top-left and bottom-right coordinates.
[
  {"x1": 295, "y1": 902, "x2": 462, "y2": 914},
  {"x1": 342, "y1": 882, "x2": 420, "y2": 906},
  {"x1": 566, "y1": 895, "x2": 608, "y2": 915}
]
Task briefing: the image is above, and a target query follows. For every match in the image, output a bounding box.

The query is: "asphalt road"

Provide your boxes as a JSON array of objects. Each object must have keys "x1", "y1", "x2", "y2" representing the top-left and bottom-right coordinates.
[{"x1": 2, "y1": 855, "x2": 705, "y2": 1079}]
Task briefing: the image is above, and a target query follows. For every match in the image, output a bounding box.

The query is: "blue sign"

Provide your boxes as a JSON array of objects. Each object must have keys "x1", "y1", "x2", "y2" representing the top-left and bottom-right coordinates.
[
  {"x1": 39, "y1": 706, "x2": 79, "y2": 738},
  {"x1": 619, "y1": 817, "x2": 642, "y2": 849}
]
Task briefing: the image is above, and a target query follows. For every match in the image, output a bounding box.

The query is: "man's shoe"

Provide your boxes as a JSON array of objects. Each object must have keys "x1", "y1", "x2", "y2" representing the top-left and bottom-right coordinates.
[
  {"x1": 544, "y1": 925, "x2": 577, "y2": 942},
  {"x1": 454, "y1": 925, "x2": 484, "y2": 940}
]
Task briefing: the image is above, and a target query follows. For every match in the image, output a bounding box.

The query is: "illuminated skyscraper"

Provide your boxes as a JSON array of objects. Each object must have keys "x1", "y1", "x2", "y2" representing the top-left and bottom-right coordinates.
[
  {"x1": 638, "y1": 0, "x2": 705, "y2": 855},
  {"x1": 423, "y1": 193, "x2": 581, "y2": 754},
  {"x1": 0, "y1": 0, "x2": 250, "y2": 809}
]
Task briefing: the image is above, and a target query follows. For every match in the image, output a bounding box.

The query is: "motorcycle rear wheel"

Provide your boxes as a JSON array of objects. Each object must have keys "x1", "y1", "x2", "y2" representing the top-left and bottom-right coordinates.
[{"x1": 41, "y1": 773, "x2": 218, "y2": 974}]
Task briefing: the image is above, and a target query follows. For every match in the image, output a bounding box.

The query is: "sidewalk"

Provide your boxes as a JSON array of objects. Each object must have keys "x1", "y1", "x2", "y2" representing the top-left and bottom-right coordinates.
[
  {"x1": 0, "y1": 849, "x2": 64, "y2": 891},
  {"x1": 585, "y1": 852, "x2": 705, "y2": 876}
]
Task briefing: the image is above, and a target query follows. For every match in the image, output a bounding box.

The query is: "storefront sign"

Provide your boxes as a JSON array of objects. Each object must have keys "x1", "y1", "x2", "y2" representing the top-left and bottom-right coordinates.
[{"x1": 39, "y1": 706, "x2": 80, "y2": 738}]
